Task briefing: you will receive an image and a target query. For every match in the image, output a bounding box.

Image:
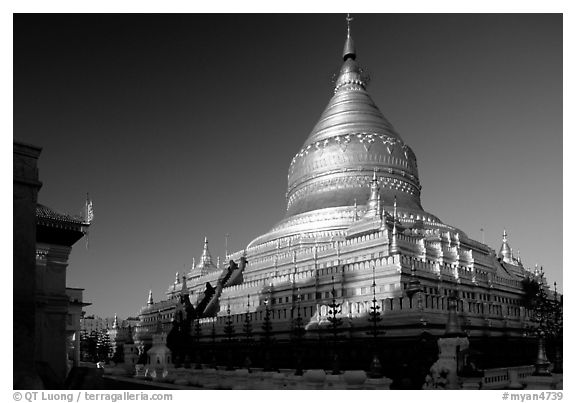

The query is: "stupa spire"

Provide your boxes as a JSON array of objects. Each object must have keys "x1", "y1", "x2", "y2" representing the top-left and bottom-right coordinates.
[
  {"x1": 147, "y1": 289, "x2": 154, "y2": 305},
  {"x1": 366, "y1": 169, "x2": 380, "y2": 214},
  {"x1": 498, "y1": 228, "x2": 513, "y2": 263},
  {"x1": 200, "y1": 236, "x2": 214, "y2": 266},
  {"x1": 390, "y1": 196, "x2": 399, "y2": 253},
  {"x1": 196, "y1": 236, "x2": 217, "y2": 275},
  {"x1": 343, "y1": 13, "x2": 356, "y2": 60}
]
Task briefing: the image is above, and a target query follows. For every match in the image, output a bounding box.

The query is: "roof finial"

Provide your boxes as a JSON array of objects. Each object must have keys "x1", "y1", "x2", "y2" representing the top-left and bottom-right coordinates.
[
  {"x1": 84, "y1": 192, "x2": 94, "y2": 224},
  {"x1": 147, "y1": 289, "x2": 154, "y2": 305}
]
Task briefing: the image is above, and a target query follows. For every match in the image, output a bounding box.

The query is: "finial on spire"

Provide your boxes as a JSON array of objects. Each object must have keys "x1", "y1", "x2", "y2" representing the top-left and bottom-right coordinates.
[
  {"x1": 346, "y1": 13, "x2": 353, "y2": 38},
  {"x1": 147, "y1": 289, "x2": 154, "y2": 305},
  {"x1": 503, "y1": 228, "x2": 508, "y2": 242},
  {"x1": 342, "y1": 14, "x2": 356, "y2": 61},
  {"x1": 112, "y1": 313, "x2": 118, "y2": 329},
  {"x1": 175, "y1": 271, "x2": 179, "y2": 284}
]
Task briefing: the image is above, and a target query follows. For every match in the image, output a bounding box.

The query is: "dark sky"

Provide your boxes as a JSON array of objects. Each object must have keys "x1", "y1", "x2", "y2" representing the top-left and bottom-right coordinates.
[{"x1": 14, "y1": 14, "x2": 562, "y2": 319}]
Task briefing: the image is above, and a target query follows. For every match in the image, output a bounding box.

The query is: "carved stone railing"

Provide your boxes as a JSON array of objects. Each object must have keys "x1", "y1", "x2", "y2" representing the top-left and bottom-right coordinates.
[{"x1": 479, "y1": 365, "x2": 534, "y2": 389}]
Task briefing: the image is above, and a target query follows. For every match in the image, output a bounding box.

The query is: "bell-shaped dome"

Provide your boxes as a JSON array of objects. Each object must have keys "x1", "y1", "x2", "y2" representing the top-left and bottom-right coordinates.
[
  {"x1": 247, "y1": 20, "x2": 443, "y2": 249},
  {"x1": 286, "y1": 33, "x2": 424, "y2": 218}
]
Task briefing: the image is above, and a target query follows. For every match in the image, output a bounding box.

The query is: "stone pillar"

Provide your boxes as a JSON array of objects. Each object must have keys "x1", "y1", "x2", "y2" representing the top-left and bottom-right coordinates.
[
  {"x1": 73, "y1": 331, "x2": 81, "y2": 367},
  {"x1": 35, "y1": 244, "x2": 73, "y2": 384},
  {"x1": 13, "y1": 141, "x2": 43, "y2": 389}
]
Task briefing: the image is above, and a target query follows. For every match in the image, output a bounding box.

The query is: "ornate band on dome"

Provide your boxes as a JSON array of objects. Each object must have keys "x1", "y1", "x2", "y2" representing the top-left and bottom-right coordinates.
[
  {"x1": 289, "y1": 132, "x2": 409, "y2": 169},
  {"x1": 286, "y1": 174, "x2": 420, "y2": 212}
]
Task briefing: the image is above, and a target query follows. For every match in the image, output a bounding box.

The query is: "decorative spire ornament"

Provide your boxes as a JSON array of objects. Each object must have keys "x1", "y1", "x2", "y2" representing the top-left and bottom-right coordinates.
[
  {"x1": 147, "y1": 289, "x2": 154, "y2": 306},
  {"x1": 390, "y1": 196, "x2": 398, "y2": 253},
  {"x1": 367, "y1": 169, "x2": 380, "y2": 215},
  {"x1": 83, "y1": 192, "x2": 94, "y2": 249},
  {"x1": 225, "y1": 233, "x2": 230, "y2": 259},
  {"x1": 84, "y1": 192, "x2": 94, "y2": 224},
  {"x1": 346, "y1": 13, "x2": 353, "y2": 37},
  {"x1": 498, "y1": 228, "x2": 513, "y2": 263},
  {"x1": 343, "y1": 13, "x2": 356, "y2": 60}
]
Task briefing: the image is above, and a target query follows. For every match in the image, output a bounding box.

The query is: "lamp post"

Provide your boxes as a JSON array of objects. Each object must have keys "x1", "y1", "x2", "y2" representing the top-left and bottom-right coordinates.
[
  {"x1": 261, "y1": 289, "x2": 274, "y2": 372},
  {"x1": 292, "y1": 292, "x2": 305, "y2": 375},
  {"x1": 327, "y1": 276, "x2": 343, "y2": 374},
  {"x1": 367, "y1": 265, "x2": 384, "y2": 378}
]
